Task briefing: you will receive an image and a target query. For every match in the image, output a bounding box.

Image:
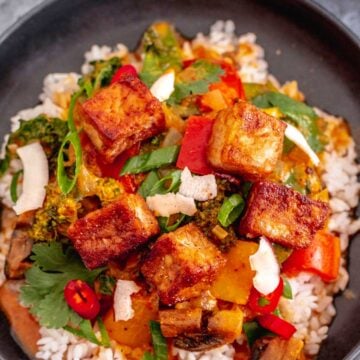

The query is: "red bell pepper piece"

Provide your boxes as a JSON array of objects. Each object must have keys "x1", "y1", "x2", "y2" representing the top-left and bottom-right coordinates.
[
  {"x1": 64, "y1": 280, "x2": 100, "y2": 320},
  {"x1": 282, "y1": 231, "x2": 341, "y2": 282},
  {"x1": 257, "y1": 314, "x2": 296, "y2": 340},
  {"x1": 248, "y1": 278, "x2": 284, "y2": 315},
  {"x1": 176, "y1": 116, "x2": 214, "y2": 175},
  {"x1": 111, "y1": 64, "x2": 137, "y2": 83}
]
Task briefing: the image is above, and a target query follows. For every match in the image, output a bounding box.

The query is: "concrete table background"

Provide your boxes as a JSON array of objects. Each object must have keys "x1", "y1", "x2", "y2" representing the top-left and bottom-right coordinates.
[{"x1": 0, "y1": 0, "x2": 359, "y2": 38}]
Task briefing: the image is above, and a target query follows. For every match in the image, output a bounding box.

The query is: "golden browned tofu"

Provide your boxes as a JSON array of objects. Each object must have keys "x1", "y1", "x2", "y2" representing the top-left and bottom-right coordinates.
[
  {"x1": 141, "y1": 223, "x2": 225, "y2": 305},
  {"x1": 80, "y1": 74, "x2": 165, "y2": 163},
  {"x1": 207, "y1": 101, "x2": 286, "y2": 178},
  {"x1": 238, "y1": 181, "x2": 330, "y2": 248},
  {"x1": 67, "y1": 194, "x2": 159, "y2": 269}
]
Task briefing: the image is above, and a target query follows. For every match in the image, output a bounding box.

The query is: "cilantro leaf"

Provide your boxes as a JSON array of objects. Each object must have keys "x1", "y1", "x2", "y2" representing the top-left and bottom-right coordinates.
[
  {"x1": 20, "y1": 242, "x2": 105, "y2": 329},
  {"x1": 140, "y1": 23, "x2": 182, "y2": 87},
  {"x1": 167, "y1": 60, "x2": 224, "y2": 105},
  {"x1": 252, "y1": 92, "x2": 323, "y2": 152}
]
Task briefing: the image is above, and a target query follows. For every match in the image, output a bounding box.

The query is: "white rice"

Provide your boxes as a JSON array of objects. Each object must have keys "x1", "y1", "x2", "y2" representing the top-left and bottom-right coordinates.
[{"x1": 0, "y1": 19, "x2": 358, "y2": 360}]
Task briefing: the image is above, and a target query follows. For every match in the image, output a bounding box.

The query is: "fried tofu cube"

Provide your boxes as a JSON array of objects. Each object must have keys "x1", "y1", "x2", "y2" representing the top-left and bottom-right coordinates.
[
  {"x1": 80, "y1": 74, "x2": 165, "y2": 163},
  {"x1": 207, "y1": 101, "x2": 286, "y2": 178},
  {"x1": 67, "y1": 194, "x2": 159, "y2": 269},
  {"x1": 141, "y1": 223, "x2": 225, "y2": 305},
  {"x1": 238, "y1": 181, "x2": 330, "y2": 248}
]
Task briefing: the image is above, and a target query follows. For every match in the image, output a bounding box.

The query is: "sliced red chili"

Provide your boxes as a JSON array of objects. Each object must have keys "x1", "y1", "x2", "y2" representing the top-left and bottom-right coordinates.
[
  {"x1": 64, "y1": 279, "x2": 100, "y2": 320},
  {"x1": 248, "y1": 278, "x2": 284, "y2": 315},
  {"x1": 111, "y1": 64, "x2": 138, "y2": 83},
  {"x1": 257, "y1": 314, "x2": 296, "y2": 340}
]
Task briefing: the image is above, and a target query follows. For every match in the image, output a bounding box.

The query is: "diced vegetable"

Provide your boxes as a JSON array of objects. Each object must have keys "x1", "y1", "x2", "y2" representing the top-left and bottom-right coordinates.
[
  {"x1": 249, "y1": 237, "x2": 280, "y2": 295},
  {"x1": 211, "y1": 225, "x2": 229, "y2": 240},
  {"x1": 282, "y1": 231, "x2": 341, "y2": 282},
  {"x1": 176, "y1": 116, "x2": 214, "y2": 175},
  {"x1": 64, "y1": 280, "x2": 100, "y2": 320},
  {"x1": 243, "y1": 82, "x2": 277, "y2": 100},
  {"x1": 120, "y1": 145, "x2": 180, "y2": 175},
  {"x1": 248, "y1": 278, "x2": 284, "y2": 315},
  {"x1": 13, "y1": 142, "x2": 49, "y2": 215},
  {"x1": 211, "y1": 240, "x2": 258, "y2": 304},
  {"x1": 257, "y1": 314, "x2": 296, "y2": 340},
  {"x1": 111, "y1": 64, "x2": 137, "y2": 83},
  {"x1": 207, "y1": 309, "x2": 244, "y2": 343},
  {"x1": 103, "y1": 292, "x2": 158, "y2": 348},
  {"x1": 218, "y1": 194, "x2": 245, "y2": 227},
  {"x1": 273, "y1": 244, "x2": 293, "y2": 264}
]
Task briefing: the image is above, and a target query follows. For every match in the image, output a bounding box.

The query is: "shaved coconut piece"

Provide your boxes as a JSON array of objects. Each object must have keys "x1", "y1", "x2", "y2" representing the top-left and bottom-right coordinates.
[
  {"x1": 179, "y1": 167, "x2": 217, "y2": 201},
  {"x1": 113, "y1": 280, "x2": 141, "y2": 321},
  {"x1": 150, "y1": 70, "x2": 175, "y2": 102},
  {"x1": 284, "y1": 123, "x2": 320, "y2": 166},
  {"x1": 249, "y1": 237, "x2": 280, "y2": 295},
  {"x1": 13, "y1": 142, "x2": 49, "y2": 215},
  {"x1": 146, "y1": 193, "x2": 197, "y2": 217}
]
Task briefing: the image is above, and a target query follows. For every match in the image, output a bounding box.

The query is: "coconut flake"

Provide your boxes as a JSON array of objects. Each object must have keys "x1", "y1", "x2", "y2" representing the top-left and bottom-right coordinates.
[
  {"x1": 113, "y1": 280, "x2": 141, "y2": 322},
  {"x1": 249, "y1": 237, "x2": 280, "y2": 295},
  {"x1": 146, "y1": 193, "x2": 197, "y2": 217},
  {"x1": 179, "y1": 167, "x2": 217, "y2": 201},
  {"x1": 284, "y1": 123, "x2": 320, "y2": 166},
  {"x1": 150, "y1": 70, "x2": 175, "y2": 102},
  {"x1": 13, "y1": 142, "x2": 49, "y2": 215}
]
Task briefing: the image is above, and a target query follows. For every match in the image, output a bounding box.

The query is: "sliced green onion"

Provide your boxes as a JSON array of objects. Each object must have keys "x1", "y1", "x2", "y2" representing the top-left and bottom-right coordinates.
[
  {"x1": 243, "y1": 321, "x2": 274, "y2": 348},
  {"x1": 120, "y1": 145, "x2": 180, "y2": 175},
  {"x1": 218, "y1": 194, "x2": 245, "y2": 227},
  {"x1": 67, "y1": 91, "x2": 83, "y2": 133},
  {"x1": 57, "y1": 131, "x2": 82, "y2": 195},
  {"x1": 138, "y1": 171, "x2": 160, "y2": 198},
  {"x1": 273, "y1": 308, "x2": 281, "y2": 317},
  {"x1": 148, "y1": 170, "x2": 181, "y2": 196},
  {"x1": 97, "y1": 317, "x2": 111, "y2": 347},
  {"x1": 158, "y1": 214, "x2": 186, "y2": 233},
  {"x1": 98, "y1": 274, "x2": 116, "y2": 296},
  {"x1": 149, "y1": 320, "x2": 168, "y2": 360},
  {"x1": 10, "y1": 170, "x2": 23, "y2": 203},
  {"x1": 282, "y1": 277, "x2": 293, "y2": 300}
]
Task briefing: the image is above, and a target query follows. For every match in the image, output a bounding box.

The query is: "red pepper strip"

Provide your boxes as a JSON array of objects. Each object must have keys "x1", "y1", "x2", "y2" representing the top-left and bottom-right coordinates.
[
  {"x1": 111, "y1": 64, "x2": 137, "y2": 83},
  {"x1": 176, "y1": 116, "x2": 214, "y2": 175},
  {"x1": 282, "y1": 231, "x2": 341, "y2": 282},
  {"x1": 248, "y1": 278, "x2": 284, "y2": 315},
  {"x1": 257, "y1": 314, "x2": 296, "y2": 340},
  {"x1": 64, "y1": 280, "x2": 100, "y2": 320}
]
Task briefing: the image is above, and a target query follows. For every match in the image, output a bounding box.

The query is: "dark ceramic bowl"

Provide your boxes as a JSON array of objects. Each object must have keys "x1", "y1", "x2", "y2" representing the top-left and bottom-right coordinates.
[{"x1": 0, "y1": 0, "x2": 359, "y2": 359}]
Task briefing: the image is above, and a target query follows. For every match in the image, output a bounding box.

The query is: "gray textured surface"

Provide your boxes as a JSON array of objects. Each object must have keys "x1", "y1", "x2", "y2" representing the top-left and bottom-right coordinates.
[{"x1": 0, "y1": 0, "x2": 359, "y2": 38}]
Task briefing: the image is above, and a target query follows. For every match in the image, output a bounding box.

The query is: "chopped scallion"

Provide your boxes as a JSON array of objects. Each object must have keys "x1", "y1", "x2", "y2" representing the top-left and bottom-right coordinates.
[
  {"x1": 121, "y1": 145, "x2": 180, "y2": 175},
  {"x1": 282, "y1": 277, "x2": 293, "y2": 300},
  {"x1": 218, "y1": 194, "x2": 245, "y2": 227},
  {"x1": 10, "y1": 170, "x2": 23, "y2": 203}
]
